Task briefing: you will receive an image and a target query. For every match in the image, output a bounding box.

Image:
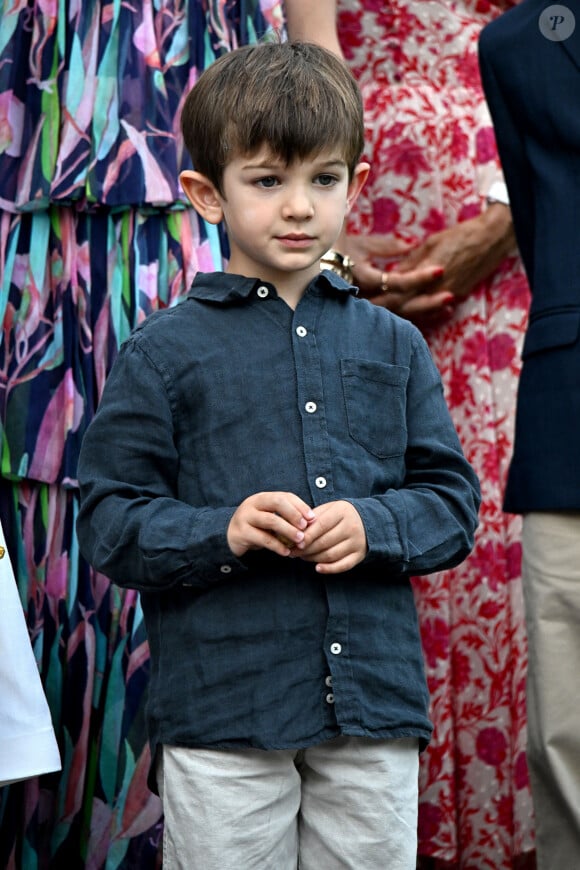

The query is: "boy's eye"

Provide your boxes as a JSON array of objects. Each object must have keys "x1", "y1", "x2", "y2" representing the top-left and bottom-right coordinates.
[
  {"x1": 256, "y1": 176, "x2": 279, "y2": 188},
  {"x1": 316, "y1": 174, "x2": 338, "y2": 187}
]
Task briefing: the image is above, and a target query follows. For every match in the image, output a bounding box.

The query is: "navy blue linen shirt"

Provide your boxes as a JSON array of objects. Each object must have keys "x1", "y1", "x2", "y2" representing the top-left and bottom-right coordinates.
[{"x1": 77, "y1": 270, "x2": 480, "y2": 787}]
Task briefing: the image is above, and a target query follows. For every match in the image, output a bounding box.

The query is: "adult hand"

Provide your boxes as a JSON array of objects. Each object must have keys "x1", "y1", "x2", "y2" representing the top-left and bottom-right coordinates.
[
  {"x1": 394, "y1": 203, "x2": 515, "y2": 301},
  {"x1": 342, "y1": 233, "x2": 454, "y2": 324},
  {"x1": 341, "y1": 204, "x2": 515, "y2": 326}
]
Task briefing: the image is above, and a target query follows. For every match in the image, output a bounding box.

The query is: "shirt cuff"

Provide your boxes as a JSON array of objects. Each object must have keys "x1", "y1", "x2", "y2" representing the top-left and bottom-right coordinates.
[{"x1": 486, "y1": 180, "x2": 510, "y2": 206}]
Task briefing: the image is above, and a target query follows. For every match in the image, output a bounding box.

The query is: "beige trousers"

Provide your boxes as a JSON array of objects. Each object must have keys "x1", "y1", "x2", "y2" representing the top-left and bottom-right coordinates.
[
  {"x1": 522, "y1": 512, "x2": 580, "y2": 868},
  {"x1": 157, "y1": 735, "x2": 419, "y2": 869}
]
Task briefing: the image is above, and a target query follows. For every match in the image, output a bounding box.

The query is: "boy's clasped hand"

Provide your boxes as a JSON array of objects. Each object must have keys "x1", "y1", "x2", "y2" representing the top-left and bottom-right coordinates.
[{"x1": 227, "y1": 491, "x2": 368, "y2": 574}]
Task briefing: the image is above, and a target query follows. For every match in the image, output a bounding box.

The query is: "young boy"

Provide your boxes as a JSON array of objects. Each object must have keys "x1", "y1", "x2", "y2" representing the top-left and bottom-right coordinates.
[{"x1": 77, "y1": 41, "x2": 480, "y2": 869}]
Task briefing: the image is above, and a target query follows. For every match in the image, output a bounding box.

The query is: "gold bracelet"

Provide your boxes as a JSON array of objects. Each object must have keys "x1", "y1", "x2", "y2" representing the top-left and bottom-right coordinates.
[{"x1": 320, "y1": 249, "x2": 355, "y2": 283}]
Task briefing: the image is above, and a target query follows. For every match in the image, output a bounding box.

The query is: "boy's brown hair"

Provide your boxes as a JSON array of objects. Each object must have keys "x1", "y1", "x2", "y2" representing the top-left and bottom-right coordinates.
[{"x1": 180, "y1": 41, "x2": 365, "y2": 195}]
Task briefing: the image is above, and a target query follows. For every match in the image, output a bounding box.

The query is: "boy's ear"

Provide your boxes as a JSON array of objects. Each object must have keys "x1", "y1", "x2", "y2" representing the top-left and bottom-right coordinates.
[
  {"x1": 179, "y1": 171, "x2": 224, "y2": 224},
  {"x1": 346, "y1": 162, "x2": 370, "y2": 213}
]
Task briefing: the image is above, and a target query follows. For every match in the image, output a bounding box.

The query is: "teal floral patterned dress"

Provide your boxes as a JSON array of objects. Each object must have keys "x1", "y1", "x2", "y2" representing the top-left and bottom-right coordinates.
[{"x1": 0, "y1": 2, "x2": 282, "y2": 866}]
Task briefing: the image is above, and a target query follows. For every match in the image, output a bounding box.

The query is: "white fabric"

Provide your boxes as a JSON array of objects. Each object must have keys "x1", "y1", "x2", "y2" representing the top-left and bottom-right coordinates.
[
  {"x1": 486, "y1": 179, "x2": 510, "y2": 205},
  {"x1": 522, "y1": 512, "x2": 580, "y2": 868},
  {"x1": 0, "y1": 521, "x2": 61, "y2": 786},
  {"x1": 158, "y1": 735, "x2": 419, "y2": 869}
]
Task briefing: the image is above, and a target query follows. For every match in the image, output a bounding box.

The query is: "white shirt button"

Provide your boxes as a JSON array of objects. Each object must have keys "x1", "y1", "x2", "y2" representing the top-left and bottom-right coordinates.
[
  {"x1": 296, "y1": 325, "x2": 307, "y2": 337},
  {"x1": 257, "y1": 285, "x2": 269, "y2": 298},
  {"x1": 315, "y1": 476, "x2": 327, "y2": 489},
  {"x1": 220, "y1": 565, "x2": 232, "y2": 574},
  {"x1": 326, "y1": 693, "x2": 335, "y2": 705},
  {"x1": 325, "y1": 675, "x2": 333, "y2": 687},
  {"x1": 330, "y1": 642, "x2": 342, "y2": 655},
  {"x1": 305, "y1": 401, "x2": 317, "y2": 414}
]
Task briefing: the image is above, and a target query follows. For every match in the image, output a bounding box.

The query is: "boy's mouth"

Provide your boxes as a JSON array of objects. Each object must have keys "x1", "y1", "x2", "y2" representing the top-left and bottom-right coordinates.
[{"x1": 276, "y1": 234, "x2": 315, "y2": 248}]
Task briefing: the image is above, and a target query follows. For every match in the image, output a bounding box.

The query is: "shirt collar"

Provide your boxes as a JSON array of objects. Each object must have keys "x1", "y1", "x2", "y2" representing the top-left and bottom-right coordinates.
[{"x1": 187, "y1": 270, "x2": 358, "y2": 304}]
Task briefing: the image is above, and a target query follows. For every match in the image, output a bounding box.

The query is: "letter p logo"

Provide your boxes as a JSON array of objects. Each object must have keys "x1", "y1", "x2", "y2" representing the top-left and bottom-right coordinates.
[{"x1": 539, "y1": 5, "x2": 575, "y2": 41}]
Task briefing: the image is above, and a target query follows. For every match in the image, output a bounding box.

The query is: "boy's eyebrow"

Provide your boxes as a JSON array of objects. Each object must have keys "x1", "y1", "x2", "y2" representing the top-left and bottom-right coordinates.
[
  {"x1": 240, "y1": 160, "x2": 284, "y2": 170},
  {"x1": 241, "y1": 157, "x2": 348, "y2": 171},
  {"x1": 315, "y1": 159, "x2": 348, "y2": 170}
]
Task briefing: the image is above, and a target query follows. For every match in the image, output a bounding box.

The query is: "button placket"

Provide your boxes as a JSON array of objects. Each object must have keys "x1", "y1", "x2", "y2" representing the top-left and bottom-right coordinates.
[{"x1": 292, "y1": 298, "x2": 334, "y2": 503}]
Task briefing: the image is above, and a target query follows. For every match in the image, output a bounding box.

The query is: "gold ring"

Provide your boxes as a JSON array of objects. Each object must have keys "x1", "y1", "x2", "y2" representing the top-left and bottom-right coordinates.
[{"x1": 380, "y1": 271, "x2": 389, "y2": 293}]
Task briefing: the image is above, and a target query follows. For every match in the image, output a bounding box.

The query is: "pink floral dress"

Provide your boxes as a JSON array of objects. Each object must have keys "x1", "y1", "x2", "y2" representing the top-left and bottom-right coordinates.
[{"x1": 337, "y1": 1, "x2": 534, "y2": 866}]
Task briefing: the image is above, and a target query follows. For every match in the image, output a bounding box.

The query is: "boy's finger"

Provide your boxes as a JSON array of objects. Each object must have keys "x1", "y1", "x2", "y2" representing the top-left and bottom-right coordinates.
[
  {"x1": 274, "y1": 523, "x2": 305, "y2": 547},
  {"x1": 266, "y1": 494, "x2": 315, "y2": 528}
]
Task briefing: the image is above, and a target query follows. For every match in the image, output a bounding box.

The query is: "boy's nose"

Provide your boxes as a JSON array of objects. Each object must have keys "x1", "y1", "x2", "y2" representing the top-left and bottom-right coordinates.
[{"x1": 282, "y1": 187, "x2": 315, "y2": 220}]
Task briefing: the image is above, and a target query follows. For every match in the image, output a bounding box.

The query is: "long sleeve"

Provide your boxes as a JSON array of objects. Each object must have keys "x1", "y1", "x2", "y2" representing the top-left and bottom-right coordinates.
[
  {"x1": 479, "y1": 33, "x2": 536, "y2": 282},
  {"x1": 347, "y1": 335, "x2": 481, "y2": 576},
  {"x1": 0, "y1": 523, "x2": 61, "y2": 785},
  {"x1": 76, "y1": 338, "x2": 245, "y2": 592}
]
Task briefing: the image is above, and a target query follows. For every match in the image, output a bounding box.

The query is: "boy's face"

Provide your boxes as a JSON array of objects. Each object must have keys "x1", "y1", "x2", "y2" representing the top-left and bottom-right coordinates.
[{"x1": 182, "y1": 146, "x2": 368, "y2": 291}]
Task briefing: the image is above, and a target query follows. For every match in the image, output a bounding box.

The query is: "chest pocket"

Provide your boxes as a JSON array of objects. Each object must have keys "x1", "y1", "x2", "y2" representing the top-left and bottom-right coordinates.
[{"x1": 341, "y1": 358, "x2": 409, "y2": 459}]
